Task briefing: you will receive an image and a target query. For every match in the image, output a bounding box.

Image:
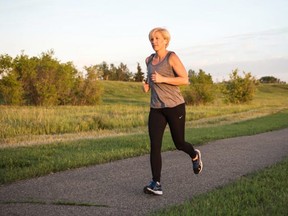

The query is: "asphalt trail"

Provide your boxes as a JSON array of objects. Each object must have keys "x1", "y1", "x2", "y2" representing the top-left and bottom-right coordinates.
[{"x1": 1, "y1": 128, "x2": 288, "y2": 216}]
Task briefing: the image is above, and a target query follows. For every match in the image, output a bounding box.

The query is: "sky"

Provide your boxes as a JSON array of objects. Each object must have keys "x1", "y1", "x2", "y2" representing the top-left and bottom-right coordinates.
[{"x1": 1, "y1": 0, "x2": 288, "y2": 82}]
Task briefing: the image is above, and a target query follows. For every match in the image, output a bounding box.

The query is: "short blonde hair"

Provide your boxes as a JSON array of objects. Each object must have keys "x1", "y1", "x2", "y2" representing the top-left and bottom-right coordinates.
[{"x1": 149, "y1": 27, "x2": 171, "y2": 48}]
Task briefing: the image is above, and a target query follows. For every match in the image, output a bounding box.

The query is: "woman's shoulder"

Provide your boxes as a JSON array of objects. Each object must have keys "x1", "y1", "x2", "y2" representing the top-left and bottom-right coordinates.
[
  {"x1": 146, "y1": 53, "x2": 155, "y2": 65},
  {"x1": 167, "y1": 51, "x2": 180, "y2": 63},
  {"x1": 167, "y1": 51, "x2": 176, "y2": 58}
]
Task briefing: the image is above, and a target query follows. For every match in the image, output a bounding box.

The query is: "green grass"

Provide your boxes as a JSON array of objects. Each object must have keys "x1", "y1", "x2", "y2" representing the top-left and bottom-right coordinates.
[
  {"x1": 0, "y1": 104, "x2": 149, "y2": 140},
  {"x1": 100, "y1": 80, "x2": 150, "y2": 105},
  {"x1": 1, "y1": 83, "x2": 288, "y2": 145},
  {"x1": 185, "y1": 109, "x2": 288, "y2": 144},
  {"x1": 1, "y1": 109, "x2": 288, "y2": 185},
  {"x1": 151, "y1": 157, "x2": 288, "y2": 216}
]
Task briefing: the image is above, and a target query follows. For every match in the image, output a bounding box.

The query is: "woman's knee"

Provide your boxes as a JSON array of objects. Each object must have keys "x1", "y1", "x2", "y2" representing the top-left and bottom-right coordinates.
[{"x1": 174, "y1": 142, "x2": 185, "y2": 151}]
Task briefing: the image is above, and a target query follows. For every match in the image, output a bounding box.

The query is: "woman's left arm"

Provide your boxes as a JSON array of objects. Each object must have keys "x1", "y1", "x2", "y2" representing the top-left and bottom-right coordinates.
[{"x1": 152, "y1": 53, "x2": 189, "y2": 86}]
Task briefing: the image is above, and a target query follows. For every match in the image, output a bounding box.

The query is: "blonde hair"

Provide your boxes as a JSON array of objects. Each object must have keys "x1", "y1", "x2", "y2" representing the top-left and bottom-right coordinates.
[{"x1": 149, "y1": 27, "x2": 171, "y2": 48}]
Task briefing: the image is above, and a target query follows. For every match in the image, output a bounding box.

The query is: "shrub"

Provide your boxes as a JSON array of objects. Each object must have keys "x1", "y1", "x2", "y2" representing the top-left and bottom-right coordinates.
[
  {"x1": 183, "y1": 69, "x2": 215, "y2": 105},
  {"x1": 222, "y1": 69, "x2": 257, "y2": 104},
  {"x1": 0, "y1": 51, "x2": 103, "y2": 106}
]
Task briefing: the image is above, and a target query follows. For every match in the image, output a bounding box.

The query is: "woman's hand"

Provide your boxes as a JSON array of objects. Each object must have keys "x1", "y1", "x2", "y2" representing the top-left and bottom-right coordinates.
[
  {"x1": 151, "y1": 71, "x2": 164, "y2": 83},
  {"x1": 142, "y1": 80, "x2": 150, "y2": 92}
]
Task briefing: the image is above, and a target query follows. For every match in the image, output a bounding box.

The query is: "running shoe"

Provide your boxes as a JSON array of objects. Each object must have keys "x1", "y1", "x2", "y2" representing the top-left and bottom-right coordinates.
[
  {"x1": 192, "y1": 149, "x2": 203, "y2": 174},
  {"x1": 143, "y1": 181, "x2": 163, "y2": 195}
]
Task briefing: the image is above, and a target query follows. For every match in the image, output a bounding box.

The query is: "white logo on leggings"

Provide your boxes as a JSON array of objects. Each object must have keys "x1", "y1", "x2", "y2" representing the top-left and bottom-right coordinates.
[{"x1": 179, "y1": 115, "x2": 183, "y2": 119}]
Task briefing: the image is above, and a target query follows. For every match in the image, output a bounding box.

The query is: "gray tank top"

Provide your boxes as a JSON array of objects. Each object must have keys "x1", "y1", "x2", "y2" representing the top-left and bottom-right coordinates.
[{"x1": 147, "y1": 51, "x2": 185, "y2": 108}]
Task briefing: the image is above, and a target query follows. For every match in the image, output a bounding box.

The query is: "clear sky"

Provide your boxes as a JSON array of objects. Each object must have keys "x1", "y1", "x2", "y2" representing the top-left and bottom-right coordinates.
[{"x1": 1, "y1": 0, "x2": 288, "y2": 82}]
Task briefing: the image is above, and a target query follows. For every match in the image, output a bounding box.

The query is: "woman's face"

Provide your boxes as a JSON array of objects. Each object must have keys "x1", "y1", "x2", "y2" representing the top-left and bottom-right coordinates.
[{"x1": 149, "y1": 31, "x2": 167, "y2": 51}]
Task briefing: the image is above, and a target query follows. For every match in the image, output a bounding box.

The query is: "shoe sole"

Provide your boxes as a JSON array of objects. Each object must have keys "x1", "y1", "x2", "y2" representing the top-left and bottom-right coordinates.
[
  {"x1": 143, "y1": 186, "x2": 163, "y2": 195},
  {"x1": 194, "y1": 149, "x2": 203, "y2": 174}
]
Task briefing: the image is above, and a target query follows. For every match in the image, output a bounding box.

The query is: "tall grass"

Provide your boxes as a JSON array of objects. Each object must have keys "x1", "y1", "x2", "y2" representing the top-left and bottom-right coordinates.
[{"x1": 0, "y1": 105, "x2": 149, "y2": 138}]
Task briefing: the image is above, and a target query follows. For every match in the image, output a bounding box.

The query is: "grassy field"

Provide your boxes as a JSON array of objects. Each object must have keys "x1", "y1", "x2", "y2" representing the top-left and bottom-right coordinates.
[{"x1": 1, "y1": 82, "x2": 288, "y2": 147}]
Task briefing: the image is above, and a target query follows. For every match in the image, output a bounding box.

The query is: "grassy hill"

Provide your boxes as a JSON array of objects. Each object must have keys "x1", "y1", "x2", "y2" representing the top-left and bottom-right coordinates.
[{"x1": 100, "y1": 80, "x2": 150, "y2": 105}]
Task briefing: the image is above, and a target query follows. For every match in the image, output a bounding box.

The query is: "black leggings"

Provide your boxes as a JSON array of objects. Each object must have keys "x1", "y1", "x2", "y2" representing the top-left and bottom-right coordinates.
[{"x1": 148, "y1": 103, "x2": 196, "y2": 182}]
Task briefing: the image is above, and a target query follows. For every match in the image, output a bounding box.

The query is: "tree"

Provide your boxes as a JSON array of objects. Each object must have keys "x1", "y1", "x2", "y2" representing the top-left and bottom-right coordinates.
[
  {"x1": 183, "y1": 69, "x2": 215, "y2": 105},
  {"x1": 0, "y1": 54, "x2": 13, "y2": 77},
  {"x1": 187, "y1": 69, "x2": 196, "y2": 79},
  {"x1": 13, "y1": 53, "x2": 38, "y2": 105},
  {"x1": 33, "y1": 50, "x2": 59, "y2": 106},
  {"x1": 57, "y1": 62, "x2": 79, "y2": 105},
  {"x1": 134, "y1": 62, "x2": 144, "y2": 82},
  {"x1": 222, "y1": 69, "x2": 257, "y2": 104},
  {"x1": 107, "y1": 63, "x2": 117, "y2": 80},
  {"x1": 0, "y1": 70, "x2": 24, "y2": 105},
  {"x1": 80, "y1": 66, "x2": 103, "y2": 105},
  {"x1": 84, "y1": 65, "x2": 102, "y2": 80},
  {"x1": 70, "y1": 75, "x2": 85, "y2": 105},
  {"x1": 0, "y1": 54, "x2": 24, "y2": 105},
  {"x1": 98, "y1": 61, "x2": 110, "y2": 80},
  {"x1": 259, "y1": 76, "x2": 280, "y2": 83},
  {"x1": 115, "y1": 63, "x2": 132, "y2": 81}
]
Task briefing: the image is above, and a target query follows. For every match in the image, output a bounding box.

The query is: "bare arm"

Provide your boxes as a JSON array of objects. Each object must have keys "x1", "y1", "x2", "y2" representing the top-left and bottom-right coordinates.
[
  {"x1": 142, "y1": 57, "x2": 151, "y2": 93},
  {"x1": 151, "y1": 53, "x2": 189, "y2": 85},
  {"x1": 142, "y1": 81, "x2": 150, "y2": 93}
]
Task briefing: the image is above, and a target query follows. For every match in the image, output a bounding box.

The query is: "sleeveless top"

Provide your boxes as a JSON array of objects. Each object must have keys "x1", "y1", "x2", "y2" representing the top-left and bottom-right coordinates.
[{"x1": 146, "y1": 51, "x2": 185, "y2": 108}]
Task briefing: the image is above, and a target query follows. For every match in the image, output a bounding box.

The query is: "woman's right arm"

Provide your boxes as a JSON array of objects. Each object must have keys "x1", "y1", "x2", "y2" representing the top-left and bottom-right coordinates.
[
  {"x1": 142, "y1": 80, "x2": 150, "y2": 92},
  {"x1": 142, "y1": 57, "x2": 151, "y2": 93}
]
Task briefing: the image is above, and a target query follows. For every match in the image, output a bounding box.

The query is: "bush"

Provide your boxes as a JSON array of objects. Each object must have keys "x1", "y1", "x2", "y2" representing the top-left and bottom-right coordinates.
[
  {"x1": 183, "y1": 69, "x2": 215, "y2": 105},
  {"x1": 222, "y1": 69, "x2": 257, "y2": 104},
  {"x1": 0, "y1": 51, "x2": 103, "y2": 106}
]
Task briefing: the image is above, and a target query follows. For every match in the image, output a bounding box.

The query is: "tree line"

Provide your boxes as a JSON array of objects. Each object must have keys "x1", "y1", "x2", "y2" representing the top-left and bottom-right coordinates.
[
  {"x1": 0, "y1": 50, "x2": 144, "y2": 106},
  {"x1": 0, "y1": 50, "x2": 284, "y2": 106}
]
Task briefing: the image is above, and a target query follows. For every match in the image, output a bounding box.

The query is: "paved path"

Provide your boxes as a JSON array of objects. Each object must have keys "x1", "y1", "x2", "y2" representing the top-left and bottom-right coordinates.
[{"x1": 1, "y1": 128, "x2": 288, "y2": 216}]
